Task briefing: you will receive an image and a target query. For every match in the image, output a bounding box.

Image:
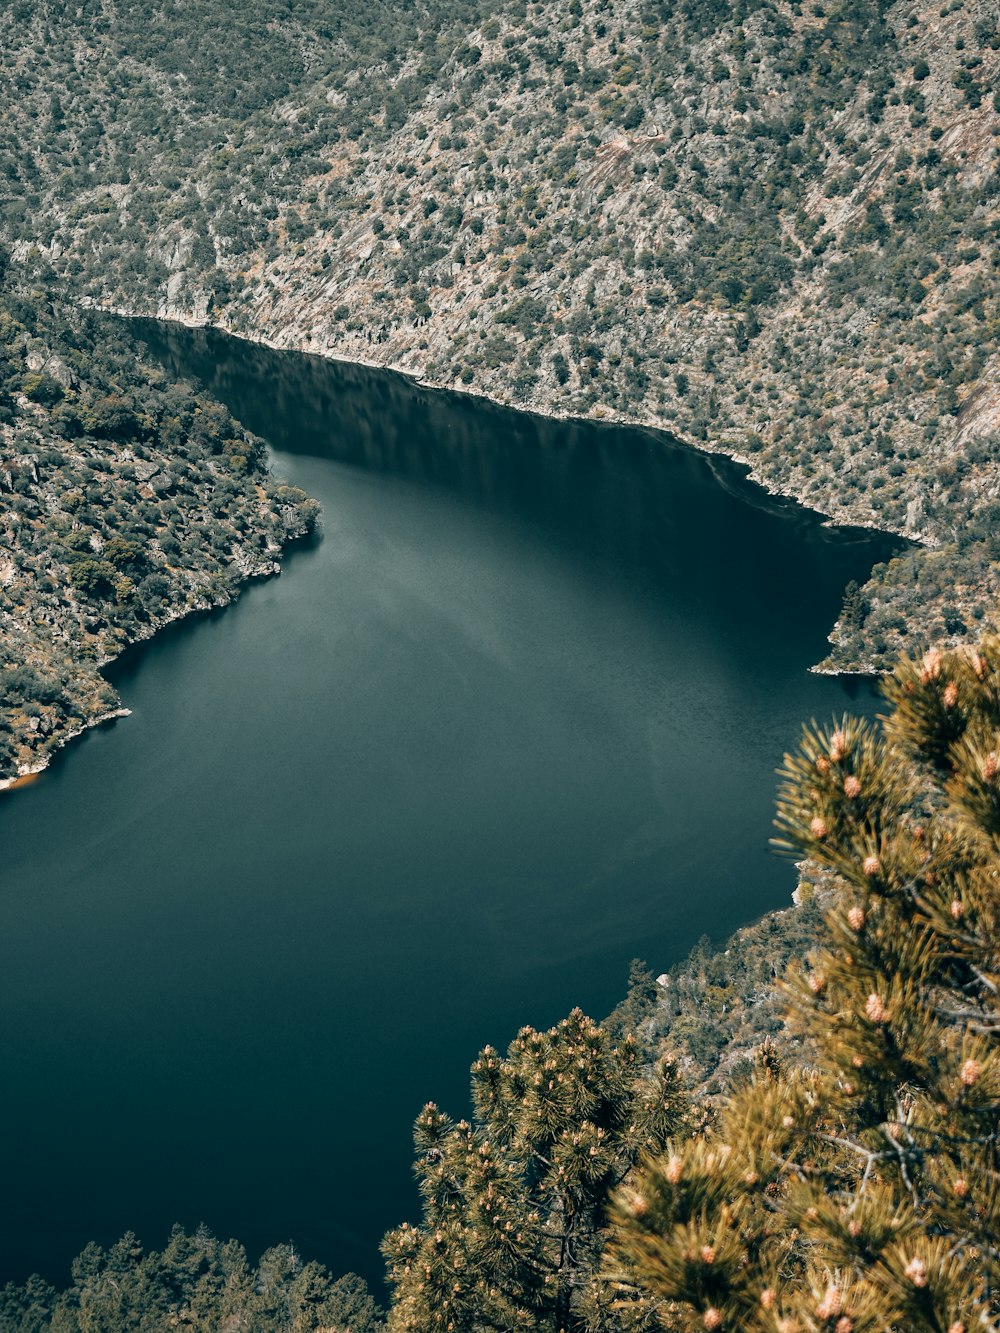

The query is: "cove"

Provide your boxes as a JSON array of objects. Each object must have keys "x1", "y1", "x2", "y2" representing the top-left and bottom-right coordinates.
[{"x1": 0, "y1": 322, "x2": 902, "y2": 1293}]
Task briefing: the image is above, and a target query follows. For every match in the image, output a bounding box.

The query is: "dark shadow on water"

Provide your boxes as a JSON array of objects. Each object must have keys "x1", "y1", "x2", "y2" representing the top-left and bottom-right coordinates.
[
  {"x1": 835, "y1": 674, "x2": 889, "y2": 705},
  {"x1": 129, "y1": 317, "x2": 906, "y2": 562}
]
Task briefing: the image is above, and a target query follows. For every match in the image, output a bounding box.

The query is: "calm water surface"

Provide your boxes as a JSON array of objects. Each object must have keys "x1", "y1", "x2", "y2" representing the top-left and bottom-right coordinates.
[{"x1": 0, "y1": 324, "x2": 900, "y2": 1291}]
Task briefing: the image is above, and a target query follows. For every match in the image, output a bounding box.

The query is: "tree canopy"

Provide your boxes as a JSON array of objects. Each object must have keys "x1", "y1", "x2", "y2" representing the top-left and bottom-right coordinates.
[
  {"x1": 383, "y1": 1009, "x2": 689, "y2": 1331},
  {"x1": 611, "y1": 636, "x2": 1000, "y2": 1333}
]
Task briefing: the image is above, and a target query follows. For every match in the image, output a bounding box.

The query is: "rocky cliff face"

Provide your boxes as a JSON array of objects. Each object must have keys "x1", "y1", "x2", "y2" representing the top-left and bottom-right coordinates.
[{"x1": 2, "y1": 0, "x2": 998, "y2": 669}]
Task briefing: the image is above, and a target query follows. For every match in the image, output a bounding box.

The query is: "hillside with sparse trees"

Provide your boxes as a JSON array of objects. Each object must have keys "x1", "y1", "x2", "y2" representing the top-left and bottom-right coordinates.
[{"x1": 1, "y1": 2, "x2": 1000, "y2": 1327}]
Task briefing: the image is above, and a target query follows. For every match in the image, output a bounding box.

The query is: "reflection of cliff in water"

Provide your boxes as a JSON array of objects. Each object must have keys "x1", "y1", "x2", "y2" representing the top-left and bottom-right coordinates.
[{"x1": 132, "y1": 318, "x2": 905, "y2": 628}]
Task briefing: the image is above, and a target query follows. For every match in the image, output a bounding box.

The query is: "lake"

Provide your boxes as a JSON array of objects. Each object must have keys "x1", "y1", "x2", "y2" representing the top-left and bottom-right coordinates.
[{"x1": 0, "y1": 323, "x2": 900, "y2": 1293}]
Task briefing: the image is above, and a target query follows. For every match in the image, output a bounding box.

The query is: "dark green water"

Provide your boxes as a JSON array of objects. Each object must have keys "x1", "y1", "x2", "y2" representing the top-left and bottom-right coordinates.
[{"x1": 0, "y1": 323, "x2": 900, "y2": 1292}]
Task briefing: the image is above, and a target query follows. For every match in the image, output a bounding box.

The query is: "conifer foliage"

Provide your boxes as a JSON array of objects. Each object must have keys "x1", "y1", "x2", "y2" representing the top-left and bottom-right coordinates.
[
  {"x1": 609, "y1": 638, "x2": 1000, "y2": 1333},
  {"x1": 383, "y1": 1008, "x2": 688, "y2": 1331},
  {"x1": 0, "y1": 1225, "x2": 383, "y2": 1331}
]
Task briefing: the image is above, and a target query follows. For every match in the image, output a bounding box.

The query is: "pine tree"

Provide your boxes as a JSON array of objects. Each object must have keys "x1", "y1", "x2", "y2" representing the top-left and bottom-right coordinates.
[
  {"x1": 0, "y1": 1226, "x2": 383, "y2": 1331},
  {"x1": 382, "y1": 1008, "x2": 689, "y2": 1332},
  {"x1": 609, "y1": 638, "x2": 1000, "y2": 1333}
]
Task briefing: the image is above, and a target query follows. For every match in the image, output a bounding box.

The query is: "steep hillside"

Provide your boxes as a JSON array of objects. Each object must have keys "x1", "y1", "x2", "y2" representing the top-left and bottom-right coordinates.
[
  {"x1": 0, "y1": 268, "x2": 318, "y2": 782},
  {"x1": 1, "y1": 0, "x2": 998, "y2": 668}
]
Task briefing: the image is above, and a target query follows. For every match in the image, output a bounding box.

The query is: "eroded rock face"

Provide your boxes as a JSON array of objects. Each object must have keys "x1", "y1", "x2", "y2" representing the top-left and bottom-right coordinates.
[
  {"x1": 1, "y1": 0, "x2": 998, "y2": 669},
  {"x1": 26, "y1": 346, "x2": 78, "y2": 389}
]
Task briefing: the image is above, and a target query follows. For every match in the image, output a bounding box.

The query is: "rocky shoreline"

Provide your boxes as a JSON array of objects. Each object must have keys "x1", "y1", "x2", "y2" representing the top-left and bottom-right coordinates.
[
  {"x1": 0, "y1": 706, "x2": 132, "y2": 791},
  {"x1": 0, "y1": 290, "x2": 322, "y2": 787},
  {"x1": 0, "y1": 531, "x2": 315, "y2": 792},
  {"x1": 0, "y1": 289, "x2": 890, "y2": 792},
  {"x1": 100, "y1": 300, "x2": 917, "y2": 675}
]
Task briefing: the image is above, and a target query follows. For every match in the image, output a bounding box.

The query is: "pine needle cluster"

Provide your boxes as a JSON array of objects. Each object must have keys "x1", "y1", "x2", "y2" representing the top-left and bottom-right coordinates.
[
  {"x1": 609, "y1": 638, "x2": 1000, "y2": 1333},
  {"x1": 382, "y1": 1008, "x2": 689, "y2": 1332}
]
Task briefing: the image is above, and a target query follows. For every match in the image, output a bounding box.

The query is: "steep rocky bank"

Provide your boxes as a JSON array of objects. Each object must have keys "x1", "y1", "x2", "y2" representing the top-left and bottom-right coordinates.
[{"x1": 0, "y1": 291, "x2": 319, "y2": 783}]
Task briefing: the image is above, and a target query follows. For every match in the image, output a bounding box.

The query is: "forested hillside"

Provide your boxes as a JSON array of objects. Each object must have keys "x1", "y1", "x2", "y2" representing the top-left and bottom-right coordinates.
[
  {"x1": 1, "y1": 0, "x2": 998, "y2": 667},
  {"x1": 2, "y1": 2, "x2": 1000, "y2": 1328},
  {"x1": 0, "y1": 256, "x2": 318, "y2": 781}
]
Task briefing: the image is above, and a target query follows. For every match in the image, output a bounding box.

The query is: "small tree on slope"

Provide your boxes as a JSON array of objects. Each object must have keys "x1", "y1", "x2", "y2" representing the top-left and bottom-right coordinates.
[
  {"x1": 609, "y1": 638, "x2": 1000, "y2": 1333},
  {"x1": 382, "y1": 1008, "x2": 689, "y2": 1332}
]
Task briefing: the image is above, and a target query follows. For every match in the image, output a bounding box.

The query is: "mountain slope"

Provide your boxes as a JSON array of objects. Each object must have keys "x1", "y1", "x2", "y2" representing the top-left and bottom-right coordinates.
[
  {"x1": 0, "y1": 273, "x2": 318, "y2": 781},
  {"x1": 2, "y1": 0, "x2": 998, "y2": 667}
]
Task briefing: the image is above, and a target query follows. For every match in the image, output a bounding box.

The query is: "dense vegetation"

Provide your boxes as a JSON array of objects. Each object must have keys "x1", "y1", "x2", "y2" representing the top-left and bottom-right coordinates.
[
  {"x1": 382, "y1": 1011, "x2": 689, "y2": 1330},
  {"x1": 1, "y1": 0, "x2": 998, "y2": 667},
  {"x1": 612, "y1": 636, "x2": 1000, "y2": 1330},
  {"x1": 0, "y1": 1227, "x2": 382, "y2": 1332},
  {"x1": 0, "y1": 256, "x2": 318, "y2": 780}
]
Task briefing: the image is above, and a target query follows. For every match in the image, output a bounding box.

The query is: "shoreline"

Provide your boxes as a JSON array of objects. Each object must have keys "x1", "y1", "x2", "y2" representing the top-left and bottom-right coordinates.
[
  {"x1": 97, "y1": 300, "x2": 913, "y2": 677},
  {"x1": 91, "y1": 299, "x2": 920, "y2": 553},
  {"x1": 0, "y1": 707, "x2": 133, "y2": 791},
  {"x1": 2, "y1": 294, "x2": 898, "y2": 795},
  {"x1": 1, "y1": 530, "x2": 311, "y2": 795}
]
